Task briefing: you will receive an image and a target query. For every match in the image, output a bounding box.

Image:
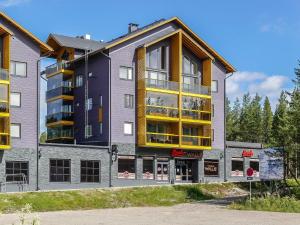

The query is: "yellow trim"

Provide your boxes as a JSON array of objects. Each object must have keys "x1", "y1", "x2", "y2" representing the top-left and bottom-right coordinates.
[
  {"x1": 146, "y1": 132, "x2": 178, "y2": 136},
  {"x1": 146, "y1": 115, "x2": 179, "y2": 122},
  {"x1": 144, "y1": 30, "x2": 181, "y2": 47},
  {"x1": 143, "y1": 143, "x2": 180, "y2": 148},
  {"x1": 181, "y1": 92, "x2": 211, "y2": 99},
  {"x1": 0, "y1": 12, "x2": 53, "y2": 53},
  {"x1": 0, "y1": 145, "x2": 11, "y2": 150},
  {"x1": 46, "y1": 69, "x2": 74, "y2": 78},
  {"x1": 47, "y1": 95, "x2": 74, "y2": 103},
  {"x1": 46, "y1": 121, "x2": 74, "y2": 127},
  {"x1": 181, "y1": 119, "x2": 211, "y2": 125},
  {"x1": 0, "y1": 80, "x2": 9, "y2": 85},
  {"x1": 182, "y1": 109, "x2": 211, "y2": 114},
  {"x1": 0, "y1": 24, "x2": 13, "y2": 35},
  {"x1": 146, "y1": 87, "x2": 179, "y2": 95},
  {"x1": 180, "y1": 145, "x2": 212, "y2": 150},
  {"x1": 0, "y1": 112, "x2": 9, "y2": 117}
]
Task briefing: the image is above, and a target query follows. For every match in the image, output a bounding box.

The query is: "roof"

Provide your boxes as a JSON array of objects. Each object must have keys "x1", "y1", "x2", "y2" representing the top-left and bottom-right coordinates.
[
  {"x1": 47, "y1": 34, "x2": 107, "y2": 51},
  {"x1": 0, "y1": 12, "x2": 53, "y2": 54},
  {"x1": 226, "y1": 141, "x2": 263, "y2": 149}
]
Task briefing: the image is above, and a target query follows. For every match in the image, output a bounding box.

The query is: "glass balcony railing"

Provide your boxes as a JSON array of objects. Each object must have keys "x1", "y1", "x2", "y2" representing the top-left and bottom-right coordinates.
[
  {"x1": 0, "y1": 69, "x2": 9, "y2": 81},
  {"x1": 146, "y1": 132, "x2": 179, "y2": 145},
  {"x1": 0, "y1": 133, "x2": 10, "y2": 145},
  {"x1": 181, "y1": 109, "x2": 211, "y2": 121},
  {"x1": 181, "y1": 135, "x2": 211, "y2": 147},
  {"x1": 0, "y1": 102, "x2": 9, "y2": 113},
  {"x1": 146, "y1": 105, "x2": 179, "y2": 118},
  {"x1": 45, "y1": 62, "x2": 70, "y2": 76},
  {"x1": 46, "y1": 86, "x2": 73, "y2": 101},
  {"x1": 46, "y1": 112, "x2": 74, "y2": 124},
  {"x1": 47, "y1": 127, "x2": 73, "y2": 140},
  {"x1": 182, "y1": 83, "x2": 211, "y2": 95},
  {"x1": 145, "y1": 78, "x2": 179, "y2": 91}
]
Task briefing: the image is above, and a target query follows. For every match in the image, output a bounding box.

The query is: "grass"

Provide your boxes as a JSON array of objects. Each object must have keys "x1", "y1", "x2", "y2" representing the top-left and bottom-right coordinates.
[
  {"x1": 229, "y1": 195, "x2": 300, "y2": 213},
  {"x1": 0, "y1": 183, "x2": 237, "y2": 214}
]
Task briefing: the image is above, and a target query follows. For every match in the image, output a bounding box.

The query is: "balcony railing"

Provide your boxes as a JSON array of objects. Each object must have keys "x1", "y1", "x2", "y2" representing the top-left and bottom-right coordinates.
[
  {"x1": 181, "y1": 109, "x2": 211, "y2": 121},
  {"x1": 0, "y1": 133, "x2": 9, "y2": 145},
  {"x1": 146, "y1": 132, "x2": 179, "y2": 145},
  {"x1": 46, "y1": 112, "x2": 74, "y2": 124},
  {"x1": 45, "y1": 62, "x2": 70, "y2": 76},
  {"x1": 0, "y1": 69, "x2": 9, "y2": 81},
  {"x1": 181, "y1": 135, "x2": 211, "y2": 147},
  {"x1": 182, "y1": 83, "x2": 211, "y2": 95},
  {"x1": 0, "y1": 102, "x2": 9, "y2": 113},
  {"x1": 47, "y1": 128, "x2": 73, "y2": 140},
  {"x1": 145, "y1": 78, "x2": 179, "y2": 92},
  {"x1": 46, "y1": 86, "x2": 73, "y2": 101},
  {"x1": 146, "y1": 105, "x2": 179, "y2": 118}
]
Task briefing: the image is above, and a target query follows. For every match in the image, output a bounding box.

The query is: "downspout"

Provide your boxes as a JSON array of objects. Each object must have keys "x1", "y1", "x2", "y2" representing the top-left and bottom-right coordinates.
[
  {"x1": 99, "y1": 50, "x2": 112, "y2": 187},
  {"x1": 224, "y1": 72, "x2": 233, "y2": 182},
  {"x1": 37, "y1": 51, "x2": 52, "y2": 191}
]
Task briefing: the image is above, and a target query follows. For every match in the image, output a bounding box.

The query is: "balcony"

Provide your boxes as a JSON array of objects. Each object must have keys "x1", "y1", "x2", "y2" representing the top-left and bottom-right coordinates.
[
  {"x1": 0, "y1": 69, "x2": 9, "y2": 81},
  {"x1": 182, "y1": 109, "x2": 211, "y2": 123},
  {"x1": 145, "y1": 78, "x2": 179, "y2": 92},
  {"x1": 146, "y1": 132, "x2": 179, "y2": 146},
  {"x1": 45, "y1": 62, "x2": 72, "y2": 77},
  {"x1": 181, "y1": 135, "x2": 211, "y2": 148},
  {"x1": 146, "y1": 105, "x2": 179, "y2": 120},
  {"x1": 47, "y1": 127, "x2": 73, "y2": 141},
  {"x1": 182, "y1": 83, "x2": 211, "y2": 96},
  {"x1": 46, "y1": 86, "x2": 73, "y2": 101},
  {"x1": 46, "y1": 112, "x2": 74, "y2": 125}
]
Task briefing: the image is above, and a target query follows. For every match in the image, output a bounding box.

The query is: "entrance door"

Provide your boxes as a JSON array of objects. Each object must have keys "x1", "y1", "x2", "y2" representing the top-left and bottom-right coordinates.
[
  {"x1": 157, "y1": 162, "x2": 169, "y2": 181},
  {"x1": 175, "y1": 159, "x2": 193, "y2": 182}
]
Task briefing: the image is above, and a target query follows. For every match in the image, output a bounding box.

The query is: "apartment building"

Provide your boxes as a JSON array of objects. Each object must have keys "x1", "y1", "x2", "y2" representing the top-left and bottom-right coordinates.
[{"x1": 0, "y1": 12, "x2": 52, "y2": 191}]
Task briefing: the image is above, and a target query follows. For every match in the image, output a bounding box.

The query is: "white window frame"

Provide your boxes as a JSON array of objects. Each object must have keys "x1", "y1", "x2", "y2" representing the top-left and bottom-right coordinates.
[
  {"x1": 124, "y1": 94, "x2": 134, "y2": 108},
  {"x1": 11, "y1": 123, "x2": 21, "y2": 138},
  {"x1": 10, "y1": 61, "x2": 27, "y2": 77},
  {"x1": 10, "y1": 92, "x2": 21, "y2": 107},
  {"x1": 211, "y1": 80, "x2": 218, "y2": 93},
  {"x1": 86, "y1": 98, "x2": 93, "y2": 111},
  {"x1": 76, "y1": 75, "x2": 83, "y2": 87},
  {"x1": 119, "y1": 66, "x2": 133, "y2": 80},
  {"x1": 85, "y1": 124, "x2": 92, "y2": 138},
  {"x1": 124, "y1": 122, "x2": 133, "y2": 135}
]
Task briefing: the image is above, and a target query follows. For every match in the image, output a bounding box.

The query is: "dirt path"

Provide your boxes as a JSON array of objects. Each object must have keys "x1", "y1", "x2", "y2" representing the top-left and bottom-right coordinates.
[{"x1": 0, "y1": 203, "x2": 299, "y2": 225}]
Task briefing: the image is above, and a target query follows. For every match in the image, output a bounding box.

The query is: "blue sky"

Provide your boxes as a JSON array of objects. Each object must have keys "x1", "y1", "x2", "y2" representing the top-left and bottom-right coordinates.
[{"x1": 1, "y1": 0, "x2": 300, "y2": 111}]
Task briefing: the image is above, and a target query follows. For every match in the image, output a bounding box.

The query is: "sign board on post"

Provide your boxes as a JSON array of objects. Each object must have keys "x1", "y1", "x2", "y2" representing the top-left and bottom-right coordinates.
[
  {"x1": 246, "y1": 167, "x2": 254, "y2": 203},
  {"x1": 259, "y1": 148, "x2": 284, "y2": 180}
]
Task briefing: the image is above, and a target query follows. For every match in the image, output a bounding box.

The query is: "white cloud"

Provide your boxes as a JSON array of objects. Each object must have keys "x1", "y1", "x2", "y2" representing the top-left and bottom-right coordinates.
[
  {"x1": 0, "y1": 0, "x2": 29, "y2": 7},
  {"x1": 227, "y1": 71, "x2": 289, "y2": 110},
  {"x1": 259, "y1": 18, "x2": 287, "y2": 34}
]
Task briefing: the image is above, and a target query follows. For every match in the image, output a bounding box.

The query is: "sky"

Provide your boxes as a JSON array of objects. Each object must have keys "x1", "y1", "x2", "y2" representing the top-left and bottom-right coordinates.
[{"x1": 1, "y1": 0, "x2": 300, "y2": 130}]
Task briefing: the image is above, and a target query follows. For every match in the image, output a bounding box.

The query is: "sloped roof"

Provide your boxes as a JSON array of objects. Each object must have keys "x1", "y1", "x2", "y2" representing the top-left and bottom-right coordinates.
[
  {"x1": 0, "y1": 12, "x2": 53, "y2": 54},
  {"x1": 47, "y1": 34, "x2": 107, "y2": 51}
]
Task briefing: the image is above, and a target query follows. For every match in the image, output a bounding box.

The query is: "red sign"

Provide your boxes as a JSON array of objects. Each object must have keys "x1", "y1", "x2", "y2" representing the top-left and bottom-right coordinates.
[
  {"x1": 171, "y1": 149, "x2": 203, "y2": 159},
  {"x1": 242, "y1": 150, "x2": 254, "y2": 157},
  {"x1": 247, "y1": 167, "x2": 254, "y2": 177}
]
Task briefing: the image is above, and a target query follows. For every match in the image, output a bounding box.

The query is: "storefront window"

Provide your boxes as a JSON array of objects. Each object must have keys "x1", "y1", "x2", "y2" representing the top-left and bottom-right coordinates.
[
  {"x1": 118, "y1": 156, "x2": 136, "y2": 179},
  {"x1": 157, "y1": 158, "x2": 169, "y2": 181},
  {"x1": 204, "y1": 159, "x2": 219, "y2": 177},
  {"x1": 143, "y1": 157, "x2": 154, "y2": 179},
  {"x1": 231, "y1": 158, "x2": 244, "y2": 177},
  {"x1": 250, "y1": 159, "x2": 259, "y2": 177}
]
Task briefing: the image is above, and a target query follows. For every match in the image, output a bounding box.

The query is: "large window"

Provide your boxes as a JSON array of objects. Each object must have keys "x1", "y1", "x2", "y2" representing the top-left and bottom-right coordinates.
[
  {"x1": 75, "y1": 75, "x2": 83, "y2": 87},
  {"x1": 6, "y1": 161, "x2": 29, "y2": 183},
  {"x1": 119, "y1": 66, "x2": 133, "y2": 80},
  {"x1": 124, "y1": 94, "x2": 134, "y2": 108},
  {"x1": 146, "y1": 46, "x2": 166, "y2": 70},
  {"x1": 124, "y1": 122, "x2": 133, "y2": 135},
  {"x1": 204, "y1": 159, "x2": 219, "y2": 177},
  {"x1": 81, "y1": 160, "x2": 100, "y2": 183},
  {"x1": 143, "y1": 157, "x2": 154, "y2": 179},
  {"x1": 211, "y1": 80, "x2": 218, "y2": 92},
  {"x1": 86, "y1": 98, "x2": 93, "y2": 111},
  {"x1": 231, "y1": 158, "x2": 244, "y2": 177},
  {"x1": 183, "y1": 56, "x2": 197, "y2": 75},
  {"x1": 85, "y1": 124, "x2": 92, "y2": 138},
  {"x1": 11, "y1": 123, "x2": 21, "y2": 138},
  {"x1": 49, "y1": 159, "x2": 71, "y2": 182},
  {"x1": 10, "y1": 61, "x2": 27, "y2": 77},
  {"x1": 250, "y1": 159, "x2": 260, "y2": 177},
  {"x1": 118, "y1": 156, "x2": 136, "y2": 179},
  {"x1": 10, "y1": 92, "x2": 21, "y2": 107}
]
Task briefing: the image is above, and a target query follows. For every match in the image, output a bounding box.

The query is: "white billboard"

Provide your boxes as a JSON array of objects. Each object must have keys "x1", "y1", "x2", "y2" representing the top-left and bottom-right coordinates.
[{"x1": 259, "y1": 148, "x2": 284, "y2": 180}]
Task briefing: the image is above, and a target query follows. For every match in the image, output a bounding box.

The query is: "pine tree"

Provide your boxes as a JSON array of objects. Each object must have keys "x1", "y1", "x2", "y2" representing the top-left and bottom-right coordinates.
[
  {"x1": 239, "y1": 93, "x2": 252, "y2": 142},
  {"x1": 248, "y1": 93, "x2": 263, "y2": 143},
  {"x1": 225, "y1": 97, "x2": 234, "y2": 140},
  {"x1": 230, "y1": 98, "x2": 242, "y2": 141},
  {"x1": 262, "y1": 96, "x2": 273, "y2": 145}
]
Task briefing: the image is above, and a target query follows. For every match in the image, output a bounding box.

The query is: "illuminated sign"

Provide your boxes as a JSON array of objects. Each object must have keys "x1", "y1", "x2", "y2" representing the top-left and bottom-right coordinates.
[
  {"x1": 242, "y1": 150, "x2": 254, "y2": 157},
  {"x1": 171, "y1": 149, "x2": 203, "y2": 159}
]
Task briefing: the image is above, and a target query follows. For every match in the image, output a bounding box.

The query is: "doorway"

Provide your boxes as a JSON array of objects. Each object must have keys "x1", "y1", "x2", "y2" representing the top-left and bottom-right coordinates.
[
  {"x1": 157, "y1": 162, "x2": 169, "y2": 181},
  {"x1": 175, "y1": 159, "x2": 195, "y2": 182}
]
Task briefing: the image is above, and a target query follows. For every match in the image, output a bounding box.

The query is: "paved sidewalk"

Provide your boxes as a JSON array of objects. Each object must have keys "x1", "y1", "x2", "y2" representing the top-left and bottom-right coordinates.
[{"x1": 0, "y1": 203, "x2": 299, "y2": 225}]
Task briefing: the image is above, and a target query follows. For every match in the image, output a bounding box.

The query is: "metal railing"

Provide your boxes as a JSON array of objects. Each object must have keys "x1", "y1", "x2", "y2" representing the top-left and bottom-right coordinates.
[
  {"x1": 47, "y1": 128, "x2": 73, "y2": 140},
  {"x1": 146, "y1": 105, "x2": 179, "y2": 118},
  {"x1": 0, "y1": 69, "x2": 9, "y2": 81},
  {"x1": 181, "y1": 135, "x2": 211, "y2": 147},
  {"x1": 181, "y1": 109, "x2": 211, "y2": 121},
  {"x1": 146, "y1": 132, "x2": 179, "y2": 145},
  {"x1": 45, "y1": 62, "x2": 70, "y2": 76},
  {"x1": 182, "y1": 83, "x2": 211, "y2": 95},
  {"x1": 46, "y1": 86, "x2": 73, "y2": 100},
  {"x1": 46, "y1": 112, "x2": 74, "y2": 124},
  {"x1": 0, "y1": 133, "x2": 10, "y2": 145},
  {"x1": 145, "y1": 78, "x2": 179, "y2": 91}
]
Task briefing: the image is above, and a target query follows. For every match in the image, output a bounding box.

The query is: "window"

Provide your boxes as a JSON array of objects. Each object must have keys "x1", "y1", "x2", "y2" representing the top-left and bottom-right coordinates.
[
  {"x1": 86, "y1": 98, "x2": 93, "y2": 111},
  {"x1": 50, "y1": 159, "x2": 71, "y2": 182},
  {"x1": 204, "y1": 159, "x2": 219, "y2": 177},
  {"x1": 0, "y1": 84, "x2": 8, "y2": 102},
  {"x1": 124, "y1": 122, "x2": 133, "y2": 135},
  {"x1": 211, "y1": 80, "x2": 218, "y2": 92},
  {"x1": 88, "y1": 72, "x2": 93, "y2": 78},
  {"x1": 76, "y1": 75, "x2": 83, "y2": 87},
  {"x1": 11, "y1": 123, "x2": 21, "y2": 138},
  {"x1": 212, "y1": 104, "x2": 214, "y2": 117},
  {"x1": 231, "y1": 158, "x2": 244, "y2": 177},
  {"x1": 10, "y1": 92, "x2": 21, "y2": 107},
  {"x1": 147, "y1": 46, "x2": 166, "y2": 70},
  {"x1": 119, "y1": 67, "x2": 133, "y2": 80},
  {"x1": 250, "y1": 159, "x2": 260, "y2": 177},
  {"x1": 85, "y1": 124, "x2": 92, "y2": 138},
  {"x1": 124, "y1": 94, "x2": 134, "y2": 108},
  {"x1": 99, "y1": 95, "x2": 103, "y2": 107},
  {"x1": 143, "y1": 157, "x2": 154, "y2": 179},
  {"x1": 118, "y1": 156, "x2": 136, "y2": 179},
  {"x1": 10, "y1": 61, "x2": 27, "y2": 77},
  {"x1": 183, "y1": 55, "x2": 197, "y2": 75},
  {"x1": 212, "y1": 129, "x2": 214, "y2": 141},
  {"x1": 81, "y1": 160, "x2": 100, "y2": 183},
  {"x1": 6, "y1": 161, "x2": 29, "y2": 183},
  {"x1": 99, "y1": 122, "x2": 103, "y2": 135}
]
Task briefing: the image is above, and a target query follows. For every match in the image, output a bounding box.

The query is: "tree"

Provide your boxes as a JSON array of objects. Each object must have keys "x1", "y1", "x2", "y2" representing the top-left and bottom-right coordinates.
[
  {"x1": 39, "y1": 131, "x2": 47, "y2": 143},
  {"x1": 239, "y1": 93, "x2": 252, "y2": 142},
  {"x1": 262, "y1": 97, "x2": 273, "y2": 145},
  {"x1": 248, "y1": 93, "x2": 262, "y2": 143}
]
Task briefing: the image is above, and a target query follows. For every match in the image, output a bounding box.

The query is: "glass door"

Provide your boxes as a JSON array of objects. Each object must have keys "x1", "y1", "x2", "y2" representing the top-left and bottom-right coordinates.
[{"x1": 157, "y1": 162, "x2": 169, "y2": 181}]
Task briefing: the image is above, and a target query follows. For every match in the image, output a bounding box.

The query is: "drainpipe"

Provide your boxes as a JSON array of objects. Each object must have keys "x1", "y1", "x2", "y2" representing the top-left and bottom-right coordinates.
[
  {"x1": 224, "y1": 72, "x2": 233, "y2": 182},
  {"x1": 99, "y1": 51, "x2": 112, "y2": 187}
]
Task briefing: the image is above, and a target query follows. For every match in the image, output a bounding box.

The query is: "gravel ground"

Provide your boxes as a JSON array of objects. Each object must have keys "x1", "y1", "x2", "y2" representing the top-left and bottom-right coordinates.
[{"x1": 0, "y1": 203, "x2": 299, "y2": 225}]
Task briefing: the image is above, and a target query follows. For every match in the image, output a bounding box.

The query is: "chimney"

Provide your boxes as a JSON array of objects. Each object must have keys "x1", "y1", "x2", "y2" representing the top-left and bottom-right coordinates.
[{"x1": 128, "y1": 23, "x2": 139, "y2": 33}]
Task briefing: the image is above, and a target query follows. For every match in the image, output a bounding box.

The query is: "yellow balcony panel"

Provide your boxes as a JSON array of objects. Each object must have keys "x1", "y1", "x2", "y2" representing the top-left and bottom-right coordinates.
[
  {"x1": 0, "y1": 112, "x2": 9, "y2": 117},
  {"x1": 146, "y1": 132, "x2": 179, "y2": 147},
  {"x1": 47, "y1": 95, "x2": 74, "y2": 103},
  {"x1": 181, "y1": 119, "x2": 211, "y2": 125},
  {"x1": 180, "y1": 145, "x2": 212, "y2": 150},
  {"x1": 146, "y1": 115, "x2": 179, "y2": 122},
  {"x1": 146, "y1": 87, "x2": 179, "y2": 95},
  {"x1": 46, "y1": 120, "x2": 74, "y2": 127},
  {"x1": 181, "y1": 92, "x2": 211, "y2": 99},
  {"x1": 0, "y1": 144, "x2": 11, "y2": 150},
  {"x1": 146, "y1": 105, "x2": 179, "y2": 122},
  {"x1": 142, "y1": 143, "x2": 180, "y2": 148},
  {"x1": 0, "y1": 80, "x2": 9, "y2": 85},
  {"x1": 181, "y1": 135, "x2": 211, "y2": 150}
]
